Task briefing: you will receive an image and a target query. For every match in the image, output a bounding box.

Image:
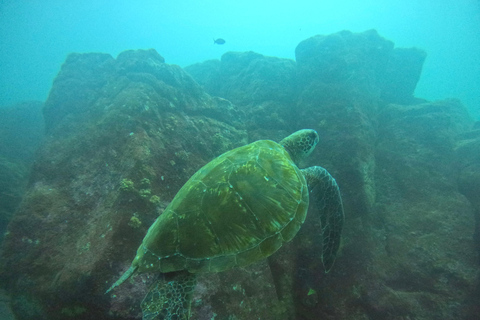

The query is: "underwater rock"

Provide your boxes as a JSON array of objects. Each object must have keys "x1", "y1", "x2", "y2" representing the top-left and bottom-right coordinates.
[
  {"x1": 0, "y1": 49, "x2": 248, "y2": 319},
  {"x1": 456, "y1": 126, "x2": 480, "y2": 209},
  {"x1": 0, "y1": 289, "x2": 15, "y2": 320},
  {"x1": 116, "y1": 48, "x2": 165, "y2": 72},
  {"x1": 184, "y1": 58, "x2": 222, "y2": 93},
  {"x1": 0, "y1": 101, "x2": 44, "y2": 245},
  {"x1": 269, "y1": 99, "x2": 478, "y2": 319},
  {"x1": 188, "y1": 53, "x2": 297, "y2": 102},
  {"x1": 296, "y1": 30, "x2": 394, "y2": 96},
  {"x1": 369, "y1": 99, "x2": 478, "y2": 319},
  {"x1": 215, "y1": 51, "x2": 297, "y2": 105},
  {"x1": 186, "y1": 51, "x2": 298, "y2": 140},
  {"x1": 295, "y1": 81, "x2": 377, "y2": 218},
  {"x1": 380, "y1": 47, "x2": 427, "y2": 104},
  {"x1": 186, "y1": 51, "x2": 297, "y2": 106},
  {"x1": 455, "y1": 124, "x2": 480, "y2": 267},
  {"x1": 0, "y1": 157, "x2": 29, "y2": 245},
  {"x1": 296, "y1": 29, "x2": 425, "y2": 104},
  {"x1": 267, "y1": 78, "x2": 380, "y2": 318},
  {"x1": 0, "y1": 101, "x2": 44, "y2": 162},
  {"x1": 43, "y1": 52, "x2": 115, "y2": 133},
  {"x1": 1, "y1": 30, "x2": 478, "y2": 320}
]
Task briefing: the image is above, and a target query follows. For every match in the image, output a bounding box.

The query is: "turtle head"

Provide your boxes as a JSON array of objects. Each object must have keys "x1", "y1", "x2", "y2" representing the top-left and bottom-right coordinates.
[{"x1": 280, "y1": 129, "x2": 319, "y2": 165}]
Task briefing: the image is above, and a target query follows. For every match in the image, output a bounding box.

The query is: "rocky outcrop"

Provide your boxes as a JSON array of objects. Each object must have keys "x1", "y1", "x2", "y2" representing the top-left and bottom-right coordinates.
[
  {"x1": 296, "y1": 29, "x2": 426, "y2": 104},
  {"x1": 186, "y1": 51, "x2": 299, "y2": 142},
  {"x1": 0, "y1": 157, "x2": 29, "y2": 243},
  {"x1": 1, "y1": 49, "x2": 248, "y2": 320},
  {"x1": 186, "y1": 30, "x2": 427, "y2": 218},
  {"x1": 456, "y1": 122, "x2": 480, "y2": 210},
  {"x1": 187, "y1": 51, "x2": 298, "y2": 106},
  {"x1": 366, "y1": 100, "x2": 477, "y2": 319},
  {"x1": 0, "y1": 101, "x2": 44, "y2": 243},
  {"x1": 456, "y1": 122, "x2": 480, "y2": 270},
  {"x1": 380, "y1": 47, "x2": 427, "y2": 104},
  {"x1": 0, "y1": 101, "x2": 44, "y2": 161},
  {"x1": 1, "y1": 30, "x2": 478, "y2": 320}
]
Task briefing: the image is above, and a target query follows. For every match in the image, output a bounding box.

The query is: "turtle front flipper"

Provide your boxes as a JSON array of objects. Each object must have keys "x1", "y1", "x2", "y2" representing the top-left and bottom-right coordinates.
[
  {"x1": 301, "y1": 166, "x2": 344, "y2": 272},
  {"x1": 141, "y1": 271, "x2": 197, "y2": 320}
]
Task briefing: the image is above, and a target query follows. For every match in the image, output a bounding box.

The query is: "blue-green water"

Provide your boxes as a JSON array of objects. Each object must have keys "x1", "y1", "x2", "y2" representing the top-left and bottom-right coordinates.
[{"x1": 0, "y1": 0, "x2": 479, "y2": 119}]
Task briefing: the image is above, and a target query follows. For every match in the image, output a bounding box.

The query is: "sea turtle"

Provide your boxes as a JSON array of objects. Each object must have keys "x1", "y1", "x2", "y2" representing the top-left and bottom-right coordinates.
[{"x1": 106, "y1": 129, "x2": 345, "y2": 319}]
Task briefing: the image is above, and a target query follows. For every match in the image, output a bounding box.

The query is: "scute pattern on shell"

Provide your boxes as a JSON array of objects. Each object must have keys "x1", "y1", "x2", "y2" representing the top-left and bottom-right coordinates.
[{"x1": 132, "y1": 139, "x2": 309, "y2": 274}]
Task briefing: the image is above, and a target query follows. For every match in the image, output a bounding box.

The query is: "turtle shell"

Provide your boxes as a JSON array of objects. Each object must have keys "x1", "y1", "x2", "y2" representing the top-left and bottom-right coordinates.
[{"x1": 132, "y1": 139, "x2": 309, "y2": 274}]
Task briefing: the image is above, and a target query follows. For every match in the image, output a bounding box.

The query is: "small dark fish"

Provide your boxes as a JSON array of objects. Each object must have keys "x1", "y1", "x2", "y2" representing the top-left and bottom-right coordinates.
[{"x1": 213, "y1": 38, "x2": 226, "y2": 45}]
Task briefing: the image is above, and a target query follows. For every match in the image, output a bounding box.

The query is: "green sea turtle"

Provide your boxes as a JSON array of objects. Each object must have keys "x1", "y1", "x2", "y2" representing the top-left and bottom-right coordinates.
[{"x1": 106, "y1": 129, "x2": 344, "y2": 319}]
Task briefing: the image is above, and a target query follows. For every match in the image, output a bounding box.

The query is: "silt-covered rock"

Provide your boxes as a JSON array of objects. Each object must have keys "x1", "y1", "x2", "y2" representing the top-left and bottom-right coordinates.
[
  {"x1": 186, "y1": 51, "x2": 299, "y2": 141},
  {"x1": 1, "y1": 49, "x2": 250, "y2": 320},
  {"x1": 1, "y1": 29, "x2": 478, "y2": 320},
  {"x1": 0, "y1": 101, "x2": 44, "y2": 244},
  {"x1": 296, "y1": 29, "x2": 425, "y2": 104}
]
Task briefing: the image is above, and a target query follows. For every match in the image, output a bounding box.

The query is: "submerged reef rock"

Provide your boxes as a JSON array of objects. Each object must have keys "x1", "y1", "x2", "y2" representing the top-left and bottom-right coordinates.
[
  {"x1": 1, "y1": 49, "x2": 248, "y2": 320},
  {"x1": 370, "y1": 100, "x2": 477, "y2": 319},
  {"x1": 295, "y1": 29, "x2": 426, "y2": 104},
  {"x1": 380, "y1": 47, "x2": 427, "y2": 104},
  {"x1": 0, "y1": 101, "x2": 44, "y2": 162},
  {"x1": 0, "y1": 157, "x2": 29, "y2": 244},
  {"x1": 269, "y1": 99, "x2": 477, "y2": 320},
  {"x1": 0, "y1": 101, "x2": 44, "y2": 244},
  {"x1": 456, "y1": 123, "x2": 480, "y2": 270},
  {"x1": 186, "y1": 51, "x2": 298, "y2": 141},
  {"x1": 1, "y1": 29, "x2": 479, "y2": 320},
  {"x1": 296, "y1": 29, "x2": 394, "y2": 97},
  {"x1": 456, "y1": 123, "x2": 480, "y2": 210},
  {"x1": 186, "y1": 51, "x2": 297, "y2": 106}
]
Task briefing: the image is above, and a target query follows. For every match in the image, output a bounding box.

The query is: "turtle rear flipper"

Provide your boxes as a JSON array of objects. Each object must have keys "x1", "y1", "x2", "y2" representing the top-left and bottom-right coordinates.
[
  {"x1": 141, "y1": 271, "x2": 197, "y2": 320},
  {"x1": 301, "y1": 166, "x2": 344, "y2": 272}
]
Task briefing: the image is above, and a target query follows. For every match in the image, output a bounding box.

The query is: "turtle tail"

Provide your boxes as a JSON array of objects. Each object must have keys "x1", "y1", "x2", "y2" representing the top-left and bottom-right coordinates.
[
  {"x1": 105, "y1": 265, "x2": 138, "y2": 294},
  {"x1": 141, "y1": 271, "x2": 197, "y2": 320}
]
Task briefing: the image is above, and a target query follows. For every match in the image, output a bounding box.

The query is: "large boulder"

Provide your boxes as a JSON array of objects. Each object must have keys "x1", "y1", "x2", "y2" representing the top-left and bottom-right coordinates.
[
  {"x1": 367, "y1": 100, "x2": 478, "y2": 319},
  {"x1": 456, "y1": 122, "x2": 480, "y2": 210},
  {"x1": 0, "y1": 101, "x2": 44, "y2": 243},
  {"x1": 292, "y1": 30, "x2": 426, "y2": 221},
  {"x1": 380, "y1": 47, "x2": 427, "y2": 104},
  {"x1": 0, "y1": 49, "x2": 254, "y2": 320},
  {"x1": 296, "y1": 30, "x2": 394, "y2": 97},
  {"x1": 0, "y1": 101, "x2": 44, "y2": 162},
  {"x1": 0, "y1": 157, "x2": 29, "y2": 243},
  {"x1": 268, "y1": 99, "x2": 478, "y2": 319},
  {"x1": 186, "y1": 51, "x2": 297, "y2": 106},
  {"x1": 456, "y1": 121, "x2": 480, "y2": 269},
  {"x1": 2, "y1": 30, "x2": 478, "y2": 320},
  {"x1": 295, "y1": 81, "x2": 378, "y2": 218},
  {"x1": 186, "y1": 52, "x2": 298, "y2": 141},
  {"x1": 296, "y1": 29, "x2": 426, "y2": 104}
]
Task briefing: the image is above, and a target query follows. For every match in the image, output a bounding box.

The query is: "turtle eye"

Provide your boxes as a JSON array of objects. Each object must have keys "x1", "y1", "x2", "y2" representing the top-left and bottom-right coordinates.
[{"x1": 303, "y1": 130, "x2": 319, "y2": 152}]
